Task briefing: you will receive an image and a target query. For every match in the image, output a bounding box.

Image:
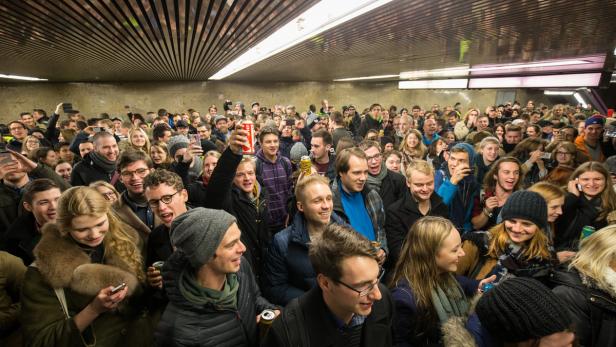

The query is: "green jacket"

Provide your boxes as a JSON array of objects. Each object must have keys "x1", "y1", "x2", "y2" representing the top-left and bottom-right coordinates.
[{"x1": 20, "y1": 224, "x2": 153, "y2": 347}]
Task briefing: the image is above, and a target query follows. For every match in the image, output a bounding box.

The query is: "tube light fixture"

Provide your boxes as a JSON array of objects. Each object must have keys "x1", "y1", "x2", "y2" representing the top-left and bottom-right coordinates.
[
  {"x1": 210, "y1": 0, "x2": 393, "y2": 80},
  {"x1": 333, "y1": 74, "x2": 399, "y2": 82},
  {"x1": 0, "y1": 74, "x2": 48, "y2": 81},
  {"x1": 468, "y1": 73, "x2": 601, "y2": 88},
  {"x1": 544, "y1": 90, "x2": 575, "y2": 96},
  {"x1": 398, "y1": 79, "x2": 468, "y2": 89},
  {"x1": 573, "y1": 92, "x2": 588, "y2": 108}
]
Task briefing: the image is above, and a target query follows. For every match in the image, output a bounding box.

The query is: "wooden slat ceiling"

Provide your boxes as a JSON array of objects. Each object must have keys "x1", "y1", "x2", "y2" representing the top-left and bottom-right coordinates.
[{"x1": 0, "y1": 0, "x2": 615, "y2": 82}]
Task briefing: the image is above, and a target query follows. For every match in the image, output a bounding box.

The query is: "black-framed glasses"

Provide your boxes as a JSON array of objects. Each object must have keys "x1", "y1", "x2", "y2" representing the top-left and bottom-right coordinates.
[
  {"x1": 335, "y1": 267, "x2": 385, "y2": 297},
  {"x1": 147, "y1": 191, "x2": 180, "y2": 209},
  {"x1": 120, "y1": 167, "x2": 149, "y2": 179}
]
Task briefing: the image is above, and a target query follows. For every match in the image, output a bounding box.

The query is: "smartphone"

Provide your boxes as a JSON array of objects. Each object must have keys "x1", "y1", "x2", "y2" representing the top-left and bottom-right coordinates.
[
  {"x1": 575, "y1": 178, "x2": 583, "y2": 192},
  {"x1": 541, "y1": 152, "x2": 552, "y2": 160},
  {"x1": 285, "y1": 119, "x2": 295, "y2": 126},
  {"x1": 189, "y1": 133, "x2": 201, "y2": 145},
  {"x1": 0, "y1": 152, "x2": 13, "y2": 165},
  {"x1": 110, "y1": 282, "x2": 127, "y2": 294},
  {"x1": 92, "y1": 126, "x2": 104, "y2": 133},
  {"x1": 62, "y1": 103, "x2": 73, "y2": 113}
]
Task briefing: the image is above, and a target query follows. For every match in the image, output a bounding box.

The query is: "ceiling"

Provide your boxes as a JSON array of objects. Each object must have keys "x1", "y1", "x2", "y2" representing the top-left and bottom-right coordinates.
[{"x1": 1, "y1": 0, "x2": 615, "y2": 82}]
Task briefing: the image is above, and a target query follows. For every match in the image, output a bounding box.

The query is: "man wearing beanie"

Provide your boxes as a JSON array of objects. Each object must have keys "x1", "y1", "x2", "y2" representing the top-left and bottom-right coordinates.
[
  {"x1": 574, "y1": 115, "x2": 615, "y2": 161},
  {"x1": 476, "y1": 277, "x2": 574, "y2": 346},
  {"x1": 155, "y1": 207, "x2": 279, "y2": 347},
  {"x1": 168, "y1": 134, "x2": 203, "y2": 185},
  {"x1": 457, "y1": 190, "x2": 558, "y2": 285}
]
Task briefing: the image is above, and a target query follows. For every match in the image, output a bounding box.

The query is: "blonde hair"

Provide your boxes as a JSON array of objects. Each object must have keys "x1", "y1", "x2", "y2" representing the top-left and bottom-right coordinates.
[
  {"x1": 150, "y1": 141, "x2": 173, "y2": 165},
  {"x1": 570, "y1": 225, "x2": 616, "y2": 290},
  {"x1": 570, "y1": 162, "x2": 616, "y2": 220},
  {"x1": 405, "y1": 159, "x2": 434, "y2": 181},
  {"x1": 89, "y1": 181, "x2": 121, "y2": 201},
  {"x1": 399, "y1": 129, "x2": 427, "y2": 158},
  {"x1": 56, "y1": 187, "x2": 145, "y2": 282},
  {"x1": 487, "y1": 222, "x2": 551, "y2": 260},
  {"x1": 528, "y1": 181, "x2": 565, "y2": 203},
  {"x1": 295, "y1": 174, "x2": 330, "y2": 203},
  {"x1": 128, "y1": 127, "x2": 151, "y2": 154}
]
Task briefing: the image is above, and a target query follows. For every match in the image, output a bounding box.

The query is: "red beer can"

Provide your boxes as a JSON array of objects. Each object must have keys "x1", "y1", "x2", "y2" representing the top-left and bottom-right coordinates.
[{"x1": 241, "y1": 120, "x2": 255, "y2": 154}]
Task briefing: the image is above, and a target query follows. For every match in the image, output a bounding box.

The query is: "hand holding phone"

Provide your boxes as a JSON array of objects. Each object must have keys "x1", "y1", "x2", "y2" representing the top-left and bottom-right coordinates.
[{"x1": 110, "y1": 282, "x2": 127, "y2": 294}]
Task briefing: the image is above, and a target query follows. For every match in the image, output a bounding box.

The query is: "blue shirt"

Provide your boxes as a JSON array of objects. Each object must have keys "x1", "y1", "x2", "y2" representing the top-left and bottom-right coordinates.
[
  {"x1": 339, "y1": 185, "x2": 376, "y2": 241},
  {"x1": 422, "y1": 133, "x2": 441, "y2": 146}
]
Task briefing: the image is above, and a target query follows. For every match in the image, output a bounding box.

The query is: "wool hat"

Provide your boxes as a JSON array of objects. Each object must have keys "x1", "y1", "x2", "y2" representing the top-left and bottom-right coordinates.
[
  {"x1": 214, "y1": 115, "x2": 227, "y2": 124},
  {"x1": 290, "y1": 142, "x2": 309, "y2": 162},
  {"x1": 605, "y1": 155, "x2": 616, "y2": 174},
  {"x1": 501, "y1": 190, "x2": 547, "y2": 230},
  {"x1": 476, "y1": 277, "x2": 571, "y2": 343},
  {"x1": 168, "y1": 135, "x2": 189, "y2": 157},
  {"x1": 585, "y1": 115, "x2": 605, "y2": 127},
  {"x1": 170, "y1": 207, "x2": 237, "y2": 268}
]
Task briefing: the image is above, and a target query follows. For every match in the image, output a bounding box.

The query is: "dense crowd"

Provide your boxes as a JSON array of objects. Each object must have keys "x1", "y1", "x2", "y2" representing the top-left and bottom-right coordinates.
[{"x1": 1, "y1": 98, "x2": 615, "y2": 347}]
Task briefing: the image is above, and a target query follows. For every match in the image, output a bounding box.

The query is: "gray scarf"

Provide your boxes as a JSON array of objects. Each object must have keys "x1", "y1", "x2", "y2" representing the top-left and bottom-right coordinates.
[
  {"x1": 366, "y1": 162, "x2": 388, "y2": 193},
  {"x1": 90, "y1": 151, "x2": 116, "y2": 174},
  {"x1": 431, "y1": 277, "x2": 470, "y2": 323}
]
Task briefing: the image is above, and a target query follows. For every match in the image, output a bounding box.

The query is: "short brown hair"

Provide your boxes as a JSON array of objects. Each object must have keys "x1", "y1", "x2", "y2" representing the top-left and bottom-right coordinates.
[
  {"x1": 335, "y1": 147, "x2": 367, "y2": 175},
  {"x1": 258, "y1": 126, "x2": 280, "y2": 142},
  {"x1": 143, "y1": 168, "x2": 184, "y2": 192},
  {"x1": 295, "y1": 174, "x2": 330, "y2": 203},
  {"x1": 117, "y1": 149, "x2": 153, "y2": 172},
  {"x1": 358, "y1": 140, "x2": 381, "y2": 153},
  {"x1": 312, "y1": 129, "x2": 333, "y2": 146},
  {"x1": 309, "y1": 223, "x2": 378, "y2": 281}
]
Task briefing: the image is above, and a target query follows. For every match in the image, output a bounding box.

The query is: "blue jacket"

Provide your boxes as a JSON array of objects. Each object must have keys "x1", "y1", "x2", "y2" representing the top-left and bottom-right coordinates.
[
  {"x1": 263, "y1": 212, "x2": 345, "y2": 305},
  {"x1": 434, "y1": 169, "x2": 477, "y2": 233}
]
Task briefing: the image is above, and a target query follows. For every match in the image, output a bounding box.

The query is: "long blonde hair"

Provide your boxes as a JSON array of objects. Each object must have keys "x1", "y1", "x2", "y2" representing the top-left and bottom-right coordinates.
[
  {"x1": 399, "y1": 129, "x2": 427, "y2": 159},
  {"x1": 128, "y1": 127, "x2": 151, "y2": 154},
  {"x1": 56, "y1": 187, "x2": 145, "y2": 282},
  {"x1": 487, "y1": 222, "x2": 551, "y2": 260},
  {"x1": 570, "y1": 225, "x2": 616, "y2": 290},
  {"x1": 570, "y1": 162, "x2": 616, "y2": 221}
]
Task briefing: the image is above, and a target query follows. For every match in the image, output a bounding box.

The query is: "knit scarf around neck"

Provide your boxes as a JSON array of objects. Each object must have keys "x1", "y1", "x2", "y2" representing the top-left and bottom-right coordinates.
[
  {"x1": 179, "y1": 267, "x2": 239, "y2": 309},
  {"x1": 366, "y1": 162, "x2": 388, "y2": 193},
  {"x1": 490, "y1": 241, "x2": 555, "y2": 282},
  {"x1": 90, "y1": 151, "x2": 117, "y2": 173},
  {"x1": 431, "y1": 277, "x2": 469, "y2": 323}
]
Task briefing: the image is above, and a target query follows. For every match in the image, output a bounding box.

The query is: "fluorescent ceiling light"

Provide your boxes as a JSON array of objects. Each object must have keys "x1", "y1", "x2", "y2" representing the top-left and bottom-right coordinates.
[
  {"x1": 210, "y1": 0, "x2": 393, "y2": 80},
  {"x1": 399, "y1": 66, "x2": 469, "y2": 80},
  {"x1": 574, "y1": 92, "x2": 588, "y2": 108},
  {"x1": 334, "y1": 74, "x2": 399, "y2": 81},
  {"x1": 544, "y1": 90, "x2": 575, "y2": 96},
  {"x1": 0, "y1": 74, "x2": 48, "y2": 81},
  {"x1": 468, "y1": 73, "x2": 601, "y2": 88},
  {"x1": 399, "y1": 79, "x2": 468, "y2": 89}
]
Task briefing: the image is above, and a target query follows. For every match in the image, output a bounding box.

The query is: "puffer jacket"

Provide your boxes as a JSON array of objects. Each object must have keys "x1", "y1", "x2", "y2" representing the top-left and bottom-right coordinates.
[
  {"x1": 552, "y1": 268, "x2": 616, "y2": 347},
  {"x1": 155, "y1": 252, "x2": 276, "y2": 347}
]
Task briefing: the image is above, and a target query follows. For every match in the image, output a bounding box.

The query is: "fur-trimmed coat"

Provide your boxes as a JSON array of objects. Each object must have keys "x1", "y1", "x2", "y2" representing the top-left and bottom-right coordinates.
[{"x1": 20, "y1": 224, "x2": 153, "y2": 347}]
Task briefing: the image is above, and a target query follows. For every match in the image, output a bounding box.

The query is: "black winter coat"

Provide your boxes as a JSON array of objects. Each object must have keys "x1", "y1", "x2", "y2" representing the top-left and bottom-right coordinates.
[
  {"x1": 263, "y1": 284, "x2": 394, "y2": 347},
  {"x1": 554, "y1": 193, "x2": 607, "y2": 251},
  {"x1": 2, "y1": 213, "x2": 39, "y2": 266},
  {"x1": 206, "y1": 148, "x2": 271, "y2": 282},
  {"x1": 155, "y1": 253, "x2": 276, "y2": 347},
  {"x1": 378, "y1": 170, "x2": 408, "y2": 209},
  {"x1": 552, "y1": 268, "x2": 616, "y2": 346},
  {"x1": 358, "y1": 115, "x2": 382, "y2": 138},
  {"x1": 70, "y1": 152, "x2": 117, "y2": 187}
]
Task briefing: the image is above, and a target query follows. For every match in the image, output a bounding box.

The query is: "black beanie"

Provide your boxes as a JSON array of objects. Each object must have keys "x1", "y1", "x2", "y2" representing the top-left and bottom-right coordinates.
[
  {"x1": 500, "y1": 191, "x2": 547, "y2": 230},
  {"x1": 476, "y1": 278, "x2": 571, "y2": 343}
]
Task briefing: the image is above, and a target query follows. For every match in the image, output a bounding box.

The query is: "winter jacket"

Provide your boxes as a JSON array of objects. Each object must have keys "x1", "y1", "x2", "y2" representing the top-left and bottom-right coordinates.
[
  {"x1": 263, "y1": 212, "x2": 345, "y2": 305},
  {"x1": 552, "y1": 268, "x2": 616, "y2": 347},
  {"x1": 554, "y1": 192, "x2": 607, "y2": 251},
  {"x1": 70, "y1": 152, "x2": 118, "y2": 187},
  {"x1": 312, "y1": 153, "x2": 337, "y2": 182},
  {"x1": 391, "y1": 277, "x2": 482, "y2": 347},
  {"x1": 155, "y1": 253, "x2": 276, "y2": 347},
  {"x1": 255, "y1": 149, "x2": 293, "y2": 230},
  {"x1": 385, "y1": 193, "x2": 449, "y2": 271},
  {"x1": 332, "y1": 127, "x2": 353, "y2": 149},
  {"x1": 331, "y1": 178, "x2": 388, "y2": 253},
  {"x1": 206, "y1": 148, "x2": 271, "y2": 282},
  {"x1": 113, "y1": 191, "x2": 158, "y2": 240},
  {"x1": 3, "y1": 213, "x2": 40, "y2": 266},
  {"x1": 376, "y1": 170, "x2": 408, "y2": 209},
  {"x1": 358, "y1": 115, "x2": 382, "y2": 138},
  {"x1": 262, "y1": 284, "x2": 394, "y2": 347},
  {"x1": 0, "y1": 251, "x2": 26, "y2": 343},
  {"x1": 20, "y1": 224, "x2": 152, "y2": 347},
  {"x1": 574, "y1": 135, "x2": 615, "y2": 162},
  {"x1": 434, "y1": 169, "x2": 478, "y2": 234}
]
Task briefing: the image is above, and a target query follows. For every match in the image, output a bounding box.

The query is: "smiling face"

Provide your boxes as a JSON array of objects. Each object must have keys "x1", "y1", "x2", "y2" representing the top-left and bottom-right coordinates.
[
  {"x1": 131, "y1": 130, "x2": 147, "y2": 148},
  {"x1": 297, "y1": 181, "x2": 333, "y2": 227},
  {"x1": 577, "y1": 170, "x2": 606, "y2": 198},
  {"x1": 233, "y1": 161, "x2": 256, "y2": 194},
  {"x1": 339, "y1": 155, "x2": 368, "y2": 193},
  {"x1": 406, "y1": 133, "x2": 420, "y2": 148},
  {"x1": 55, "y1": 162, "x2": 72, "y2": 181},
  {"x1": 363, "y1": 146, "x2": 382, "y2": 176},
  {"x1": 70, "y1": 214, "x2": 109, "y2": 247},
  {"x1": 482, "y1": 143, "x2": 499, "y2": 163},
  {"x1": 145, "y1": 183, "x2": 188, "y2": 227},
  {"x1": 24, "y1": 188, "x2": 62, "y2": 226},
  {"x1": 261, "y1": 133, "x2": 279, "y2": 158},
  {"x1": 547, "y1": 197, "x2": 565, "y2": 223},
  {"x1": 203, "y1": 155, "x2": 219, "y2": 181},
  {"x1": 407, "y1": 169, "x2": 434, "y2": 202},
  {"x1": 385, "y1": 154, "x2": 401, "y2": 173},
  {"x1": 495, "y1": 161, "x2": 520, "y2": 192},
  {"x1": 435, "y1": 228, "x2": 464, "y2": 273},
  {"x1": 207, "y1": 223, "x2": 246, "y2": 274},
  {"x1": 119, "y1": 160, "x2": 151, "y2": 196},
  {"x1": 94, "y1": 136, "x2": 119, "y2": 162},
  {"x1": 504, "y1": 218, "x2": 538, "y2": 244}
]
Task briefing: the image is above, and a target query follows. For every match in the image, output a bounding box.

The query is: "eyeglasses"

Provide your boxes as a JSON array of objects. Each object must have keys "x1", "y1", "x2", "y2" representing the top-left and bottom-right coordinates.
[
  {"x1": 101, "y1": 191, "x2": 116, "y2": 201},
  {"x1": 147, "y1": 190, "x2": 180, "y2": 208},
  {"x1": 335, "y1": 267, "x2": 385, "y2": 297},
  {"x1": 120, "y1": 167, "x2": 149, "y2": 179},
  {"x1": 9, "y1": 126, "x2": 24, "y2": 131},
  {"x1": 366, "y1": 153, "x2": 382, "y2": 162},
  {"x1": 556, "y1": 151, "x2": 572, "y2": 156}
]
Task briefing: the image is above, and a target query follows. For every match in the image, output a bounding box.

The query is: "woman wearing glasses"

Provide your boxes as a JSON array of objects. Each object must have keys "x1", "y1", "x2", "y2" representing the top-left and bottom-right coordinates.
[
  {"x1": 20, "y1": 186, "x2": 152, "y2": 346},
  {"x1": 90, "y1": 180, "x2": 121, "y2": 203},
  {"x1": 544, "y1": 141, "x2": 579, "y2": 187},
  {"x1": 390, "y1": 216, "x2": 494, "y2": 346}
]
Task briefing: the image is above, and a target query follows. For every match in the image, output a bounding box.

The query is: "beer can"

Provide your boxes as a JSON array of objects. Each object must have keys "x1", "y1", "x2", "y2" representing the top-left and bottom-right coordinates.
[
  {"x1": 259, "y1": 309, "x2": 276, "y2": 340},
  {"x1": 152, "y1": 261, "x2": 165, "y2": 272},
  {"x1": 241, "y1": 120, "x2": 255, "y2": 154},
  {"x1": 379, "y1": 129, "x2": 384, "y2": 138},
  {"x1": 580, "y1": 225, "x2": 596, "y2": 239},
  {"x1": 371, "y1": 241, "x2": 381, "y2": 250},
  {"x1": 300, "y1": 155, "x2": 312, "y2": 176}
]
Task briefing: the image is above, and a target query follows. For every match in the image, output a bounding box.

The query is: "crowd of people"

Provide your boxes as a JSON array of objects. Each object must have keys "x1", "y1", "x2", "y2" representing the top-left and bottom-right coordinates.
[{"x1": 1, "y1": 98, "x2": 616, "y2": 347}]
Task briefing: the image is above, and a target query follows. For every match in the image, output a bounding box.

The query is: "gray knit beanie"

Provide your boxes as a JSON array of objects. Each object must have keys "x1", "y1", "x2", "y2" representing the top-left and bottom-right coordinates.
[
  {"x1": 168, "y1": 135, "x2": 189, "y2": 158},
  {"x1": 170, "y1": 207, "x2": 237, "y2": 268},
  {"x1": 290, "y1": 142, "x2": 309, "y2": 162},
  {"x1": 501, "y1": 190, "x2": 547, "y2": 230}
]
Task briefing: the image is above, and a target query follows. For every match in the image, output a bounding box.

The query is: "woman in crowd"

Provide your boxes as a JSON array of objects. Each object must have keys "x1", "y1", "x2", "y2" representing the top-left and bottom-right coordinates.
[
  {"x1": 544, "y1": 141, "x2": 578, "y2": 187},
  {"x1": 552, "y1": 225, "x2": 616, "y2": 346},
  {"x1": 399, "y1": 129, "x2": 427, "y2": 170},
  {"x1": 90, "y1": 180, "x2": 121, "y2": 203},
  {"x1": 555, "y1": 161, "x2": 616, "y2": 251},
  {"x1": 493, "y1": 123, "x2": 505, "y2": 143},
  {"x1": 426, "y1": 137, "x2": 448, "y2": 170},
  {"x1": 186, "y1": 150, "x2": 220, "y2": 207},
  {"x1": 453, "y1": 108, "x2": 480, "y2": 140},
  {"x1": 383, "y1": 150, "x2": 403, "y2": 174},
  {"x1": 22, "y1": 135, "x2": 40, "y2": 156},
  {"x1": 440, "y1": 129, "x2": 456, "y2": 145},
  {"x1": 390, "y1": 216, "x2": 494, "y2": 346},
  {"x1": 20, "y1": 186, "x2": 152, "y2": 346},
  {"x1": 474, "y1": 136, "x2": 500, "y2": 185},
  {"x1": 509, "y1": 137, "x2": 548, "y2": 186},
  {"x1": 150, "y1": 141, "x2": 172, "y2": 170},
  {"x1": 31, "y1": 147, "x2": 59, "y2": 168},
  {"x1": 458, "y1": 191, "x2": 557, "y2": 285},
  {"x1": 128, "y1": 127, "x2": 151, "y2": 154}
]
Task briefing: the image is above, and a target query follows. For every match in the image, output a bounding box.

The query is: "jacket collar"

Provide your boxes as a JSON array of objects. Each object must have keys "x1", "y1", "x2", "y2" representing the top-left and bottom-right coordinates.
[{"x1": 289, "y1": 212, "x2": 346, "y2": 245}]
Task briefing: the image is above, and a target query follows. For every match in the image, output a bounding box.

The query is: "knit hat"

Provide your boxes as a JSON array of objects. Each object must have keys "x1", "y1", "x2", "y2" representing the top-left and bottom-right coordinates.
[
  {"x1": 585, "y1": 115, "x2": 605, "y2": 127},
  {"x1": 170, "y1": 207, "x2": 237, "y2": 268},
  {"x1": 476, "y1": 278, "x2": 571, "y2": 343},
  {"x1": 214, "y1": 115, "x2": 227, "y2": 124},
  {"x1": 501, "y1": 191, "x2": 547, "y2": 230},
  {"x1": 290, "y1": 142, "x2": 309, "y2": 162},
  {"x1": 605, "y1": 155, "x2": 616, "y2": 174},
  {"x1": 168, "y1": 135, "x2": 189, "y2": 157}
]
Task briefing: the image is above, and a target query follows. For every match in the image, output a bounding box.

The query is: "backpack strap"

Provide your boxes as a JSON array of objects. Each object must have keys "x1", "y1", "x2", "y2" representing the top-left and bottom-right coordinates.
[{"x1": 30, "y1": 262, "x2": 70, "y2": 319}]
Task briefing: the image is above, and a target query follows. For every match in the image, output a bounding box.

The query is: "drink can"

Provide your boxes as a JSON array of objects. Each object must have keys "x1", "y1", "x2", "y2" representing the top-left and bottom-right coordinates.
[
  {"x1": 241, "y1": 120, "x2": 255, "y2": 154},
  {"x1": 379, "y1": 129, "x2": 384, "y2": 137},
  {"x1": 580, "y1": 225, "x2": 596, "y2": 239},
  {"x1": 152, "y1": 261, "x2": 165, "y2": 272},
  {"x1": 300, "y1": 155, "x2": 312, "y2": 176},
  {"x1": 371, "y1": 241, "x2": 381, "y2": 250},
  {"x1": 259, "y1": 309, "x2": 276, "y2": 340},
  {"x1": 482, "y1": 283, "x2": 495, "y2": 292}
]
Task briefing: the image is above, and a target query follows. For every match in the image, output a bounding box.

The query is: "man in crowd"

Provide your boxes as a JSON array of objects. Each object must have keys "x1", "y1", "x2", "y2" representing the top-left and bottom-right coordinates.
[
  {"x1": 422, "y1": 118, "x2": 441, "y2": 146},
  {"x1": 7, "y1": 121, "x2": 28, "y2": 152},
  {"x1": 174, "y1": 120, "x2": 190, "y2": 137},
  {"x1": 71, "y1": 131, "x2": 120, "y2": 187},
  {"x1": 54, "y1": 161, "x2": 72, "y2": 182},
  {"x1": 330, "y1": 111, "x2": 353, "y2": 150},
  {"x1": 20, "y1": 113, "x2": 36, "y2": 130},
  {"x1": 152, "y1": 123, "x2": 173, "y2": 143},
  {"x1": 212, "y1": 115, "x2": 231, "y2": 142},
  {"x1": 358, "y1": 104, "x2": 383, "y2": 138},
  {"x1": 310, "y1": 129, "x2": 336, "y2": 181},
  {"x1": 78, "y1": 140, "x2": 94, "y2": 159},
  {"x1": 263, "y1": 175, "x2": 345, "y2": 305},
  {"x1": 2, "y1": 179, "x2": 61, "y2": 265},
  {"x1": 56, "y1": 142, "x2": 75, "y2": 164},
  {"x1": 385, "y1": 160, "x2": 448, "y2": 270},
  {"x1": 503, "y1": 124, "x2": 523, "y2": 153},
  {"x1": 113, "y1": 150, "x2": 156, "y2": 237},
  {"x1": 155, "y1": 207, "x2": 279, "y2": 346},
  {"x1": 255, "y1": 127, "x2": 293, "y2": 234},
  {"x1": 33, "y1": 108, "x2": 49, "y2": 126},
  {"x1": 575, "y1": 115, "x2": 615, "y2": 161},
  {"x1": 264, "y1": 223, "x2": 393, "y2": 346},
  {"x1": 195, "y1": 123, "x2": 217, "y2": 152},
  {"x1": 525, "y1": 124, "x2": 541, "y2": 139},
  {"x1": 331, "y1": 147, "x2": 387, "y2": 264},
  {"x1": 358, "y1": 140, "x2": 406, "y2": 208}
]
